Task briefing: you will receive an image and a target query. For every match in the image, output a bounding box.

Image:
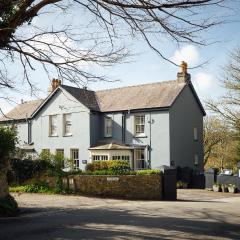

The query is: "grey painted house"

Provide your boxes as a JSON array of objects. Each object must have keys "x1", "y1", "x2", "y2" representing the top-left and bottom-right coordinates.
[{"x1": 0, "y1": 62, "x2": 205, "y2": 171}]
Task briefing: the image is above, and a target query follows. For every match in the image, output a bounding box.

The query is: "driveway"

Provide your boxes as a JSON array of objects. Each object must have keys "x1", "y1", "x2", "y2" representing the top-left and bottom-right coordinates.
[{"x1": 0, "y1": 190, "x2": 240, "y2": 240}]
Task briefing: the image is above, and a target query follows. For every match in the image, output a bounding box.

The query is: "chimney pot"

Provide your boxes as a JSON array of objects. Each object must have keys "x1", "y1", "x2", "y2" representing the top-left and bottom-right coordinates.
[
  {"x1": 49, "y1": 78, "x2": 61, "y2": 94},
  {"x1": 177, "y1": 61, "x2": 191, "y2": 83},
  {"x1": 180, "y1": 61, "x2": 188, "y2": 74}
]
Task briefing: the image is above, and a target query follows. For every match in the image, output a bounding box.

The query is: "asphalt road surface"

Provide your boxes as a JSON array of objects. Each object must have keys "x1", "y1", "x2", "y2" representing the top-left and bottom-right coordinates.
[{"x1": 0, "y1": 190, "x2": 240, "y2": 240}]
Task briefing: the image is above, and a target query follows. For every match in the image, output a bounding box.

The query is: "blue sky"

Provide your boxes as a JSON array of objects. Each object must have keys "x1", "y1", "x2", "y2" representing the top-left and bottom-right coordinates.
[{"x1": 1, "y1": 1, "x2": 240, "y2": 114}]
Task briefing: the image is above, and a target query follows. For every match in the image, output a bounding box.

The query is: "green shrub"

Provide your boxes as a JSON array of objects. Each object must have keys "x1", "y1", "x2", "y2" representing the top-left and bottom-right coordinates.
[
  {"x1": 86, "y1": 160, "x2": 131, "y2": 172},
  {"x1": 0, "y1": 194, "x2": 19, "y2": 217},
  {"x1": 8, "y1": 158, "x2": 53, "y2": 184},
  {"x1": 136, "y1": 169, "x2": 161, "y2": 175},
  {"x1": 0, "y1": 127, "x2": 17, "y2": 163},
  {"x1": 10, "y1": 182, "x2": 55, "y2": 194},
  {"x1": 69, "y1": 168, "x2": 161, "y2": 176}
]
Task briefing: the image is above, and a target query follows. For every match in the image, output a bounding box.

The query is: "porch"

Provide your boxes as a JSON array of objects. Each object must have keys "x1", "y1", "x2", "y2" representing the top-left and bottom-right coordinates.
[{"x1": 89, "y1": 142, "x2": 148, "y2": 170}]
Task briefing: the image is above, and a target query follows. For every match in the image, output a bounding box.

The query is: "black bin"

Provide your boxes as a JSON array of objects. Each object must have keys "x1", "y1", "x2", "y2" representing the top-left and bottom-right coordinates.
[
  {"x1": 157, "y1": 165, "x2": 177, "y2": 201},
  {"x1": 205, "y1": 168, "x2": 218, "y2": 189}
]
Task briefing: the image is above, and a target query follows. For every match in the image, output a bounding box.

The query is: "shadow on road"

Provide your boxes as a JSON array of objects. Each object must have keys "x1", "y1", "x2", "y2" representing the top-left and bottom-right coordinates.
[{"x1": 0, "y1": 205, "x2": 240, "y2": 240}]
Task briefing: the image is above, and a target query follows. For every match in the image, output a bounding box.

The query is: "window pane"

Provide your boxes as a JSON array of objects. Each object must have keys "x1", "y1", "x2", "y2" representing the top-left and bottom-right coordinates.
[
  {"x1": 104, "y1": 117, "x2": 112, "y2": 137},
  {"x1": 71, "y1": 149, "x2": 79, "y2": 169},
  {"x1": 135, "y1": 148, "x2": 146, "y2": 169},
  {"x1": 50, "y1": 115, "x2": 58, "y2": 136},
  {"x1": 135, "y1": 115, "x2": 145, "y2": 135},
  {"x1": 64, "y1": 114, "x2": 72, "y2": 135}
]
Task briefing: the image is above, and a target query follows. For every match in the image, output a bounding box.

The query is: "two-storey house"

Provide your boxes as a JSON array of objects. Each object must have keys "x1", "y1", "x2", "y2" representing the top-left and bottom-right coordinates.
[{"x1": 0, "y1": 62, "x2": 205, "y2": 171}]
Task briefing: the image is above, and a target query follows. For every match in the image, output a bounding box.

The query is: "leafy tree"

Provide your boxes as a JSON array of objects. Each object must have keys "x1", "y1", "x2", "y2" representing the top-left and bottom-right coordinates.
[
  {"x1": 204, "y1": 116, "x2": 239, "y2": 171},
  {"x1": 0, "y1": 0, "x2": 225, "y2": 93},
  {"x1": 0, "y1": 127, "x2": 17, "y2": 166},
  {"x1": 203, "y1": 116, "x2": 231, "y2": 166},
  {"x1": 0, "y1": 127, "x2": 18, "y2": 216}
]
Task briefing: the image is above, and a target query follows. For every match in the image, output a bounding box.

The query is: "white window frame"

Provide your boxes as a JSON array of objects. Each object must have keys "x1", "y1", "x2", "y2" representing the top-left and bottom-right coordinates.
[
  {"x1": 63, "y1": 113, "x2": 72, "y2": 136},
  {"x1": 135, "y1": 148, "x2": 147, "y2": 170},
  {"x1": 134, "y1": 115, "x2": 145, "y2": 137},
  {"x1": 194, "y1": 127, "x2": 198, "y2": 141},
  {"x1": 112, "y1": 155, "x2": 130, "y2": 161},
  {"x1": 92, "y1": 155, "x2": 108, "y2": 161},
  {"x1": 70, "y1": 149, "x2": 79, "y2": 169},
  {"x1": 104, "y1": 117, "x2": 112, "y2": 137},
  {"x1": 49, "y1": 115, "x2": 58, "y2": 136}
]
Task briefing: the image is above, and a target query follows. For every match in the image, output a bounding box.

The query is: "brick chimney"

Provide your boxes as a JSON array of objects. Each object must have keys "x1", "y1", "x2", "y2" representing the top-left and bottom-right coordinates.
[
  {"x1": 177, "y1": 61, "x2": 191, "y2": 83},
  {"x1": 48, "y1": 78, "x2": 61, "y2": 94}
]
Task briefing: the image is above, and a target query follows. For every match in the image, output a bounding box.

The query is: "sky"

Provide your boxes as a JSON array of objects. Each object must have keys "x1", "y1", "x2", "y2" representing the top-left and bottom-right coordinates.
[{"x1": 1, "y1": 1, "x2": 240, "y2": 114}]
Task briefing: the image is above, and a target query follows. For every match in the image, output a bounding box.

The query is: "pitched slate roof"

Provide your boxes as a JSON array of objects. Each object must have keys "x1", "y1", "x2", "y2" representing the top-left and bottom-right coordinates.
[
  {"x1": 95, "y1": 80, "x2": 186, "y2": 112},
  {"x1": 61, "y1": 85, "x2": 100, "y2": 111},
  {"x1": 0, "y1": 99, "x2": 43, "y2": 122},
  {"x1": 0, "y1": 79, "x2": 205, "y2": 122}
]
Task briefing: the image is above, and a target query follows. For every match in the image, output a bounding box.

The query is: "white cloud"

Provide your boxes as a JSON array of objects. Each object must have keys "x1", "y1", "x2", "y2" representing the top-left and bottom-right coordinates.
[
  {"x1": 193, "y1": 72, "x2": 214, "y2": 91},
  {"x1": 171, "y1": 45, "x2": 199, "y2": 66}
]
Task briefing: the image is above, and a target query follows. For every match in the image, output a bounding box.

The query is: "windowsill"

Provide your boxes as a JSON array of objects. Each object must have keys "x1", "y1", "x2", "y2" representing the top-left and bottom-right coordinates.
[
  {"x1": 134, "y1": 134, "x2": 147, "y2": 138},
  {"x1": 63, "y1": 134, "x2": 73, "y2": 137},
  {"x1": 49, "y1": 135, "x2": 58, "y2": 137},
  {"x1": 104, "y1": 136, "x2": 112, "y2": 138}
]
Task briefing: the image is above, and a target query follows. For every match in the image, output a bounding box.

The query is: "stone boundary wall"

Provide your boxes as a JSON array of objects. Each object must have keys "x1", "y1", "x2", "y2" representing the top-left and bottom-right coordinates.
[{"x1": 63, "y1": 175, "x2": 163, "y2": 200}]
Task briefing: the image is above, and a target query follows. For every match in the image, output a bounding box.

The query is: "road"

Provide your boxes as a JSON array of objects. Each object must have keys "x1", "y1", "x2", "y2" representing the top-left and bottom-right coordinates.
[{"x1": 0, "y1": 190, "x2": 240, "y2": 240}]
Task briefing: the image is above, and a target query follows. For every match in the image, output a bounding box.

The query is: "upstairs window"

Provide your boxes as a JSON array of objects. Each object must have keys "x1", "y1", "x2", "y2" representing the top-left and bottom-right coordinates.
[
  {"x1": 193, "y1": 127, "x2": 198, "y2": 141},
  {"x1": 63, "y1": 113, "x2": 72, "y2": 136},
  {"x1": 134, "y1": 115, "x2": 145, "y2": 136},
  {"x1": 104, "y1": 117, "x2": 112, "y2": 137},
  {"x1": 49, "y1": 115, "x2": 58, "y2": 136}
]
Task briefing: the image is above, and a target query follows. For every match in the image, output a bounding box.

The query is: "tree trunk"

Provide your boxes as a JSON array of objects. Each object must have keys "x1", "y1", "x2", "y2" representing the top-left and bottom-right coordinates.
[{"x1": 0, "y1": 159, "x2": 9, "y2": 200}]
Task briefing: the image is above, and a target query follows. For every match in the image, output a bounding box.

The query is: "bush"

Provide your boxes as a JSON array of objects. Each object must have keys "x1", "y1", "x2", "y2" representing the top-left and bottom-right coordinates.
[
  {"x1": 10, "y1": 182, "x2": 55, "y2": 194},
  {"x1": 0, "y1": 194, "x2": 19, "y2": 217},
  {"x1": 136, "y1": 169, "x2": 161, "y2": 175},
  {"x1": 0, "y1": 127, "x2": 17, "y2": 163},
  {"x1": 86, "y1": 160, "x2": 131, "y2": 173},
  {"x1": 8, "y1": 158, "x2": 53, "y2": 184}
]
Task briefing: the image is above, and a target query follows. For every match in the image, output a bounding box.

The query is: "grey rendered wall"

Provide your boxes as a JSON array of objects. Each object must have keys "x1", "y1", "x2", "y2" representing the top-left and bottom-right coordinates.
[
  {"x1": 125, "y1": 112, "x2": 170, "y2": 169},
  {"x1": 90, "y1": 112, "x2": 101, "y2": 146},
  {"x1": 16, "y1": 122, "x2": 29, "y2": 146},
  {"x1": 169, "y1": 84, "x2": 204, "y2": 172},
  {"x1": 91, "y1": 111, "x2": 171, "y2": 169},
  {"x1": 32, "y1": 89, "x2": 91, "y2": 170}
]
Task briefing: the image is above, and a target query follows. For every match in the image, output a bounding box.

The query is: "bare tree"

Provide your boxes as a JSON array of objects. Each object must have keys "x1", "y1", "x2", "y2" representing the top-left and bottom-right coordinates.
[
  {"x1": 207, "y1": 47, "x2": 240, "y2": 130},
  {"x1": 0, "y1": 0, "x2": 226, "y2": 92}
]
